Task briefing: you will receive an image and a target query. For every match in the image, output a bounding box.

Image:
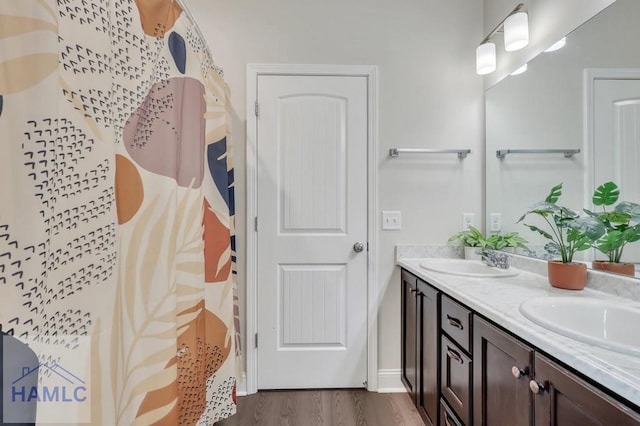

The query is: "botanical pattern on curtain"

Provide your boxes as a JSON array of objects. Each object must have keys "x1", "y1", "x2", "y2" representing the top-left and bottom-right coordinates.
[{"x1": 0, "y1": 0, "x2": 237, "y2": 424}]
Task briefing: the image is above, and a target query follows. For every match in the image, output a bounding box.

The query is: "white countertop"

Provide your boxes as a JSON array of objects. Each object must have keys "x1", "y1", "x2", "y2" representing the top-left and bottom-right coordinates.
[{"x1": 398, "y1": 257, "x2": 640, "y2": 409}]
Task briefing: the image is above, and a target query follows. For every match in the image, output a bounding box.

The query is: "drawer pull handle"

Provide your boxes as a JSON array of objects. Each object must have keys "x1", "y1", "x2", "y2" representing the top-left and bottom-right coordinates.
[
  {"x1": 511, "y1": 366, "x2": 528, "y2": 379},
  {"x1": 446, "y1": 315, "x2": 464, "y2": 330},
  {"x1": 529, "y1": 380, "x2": 545, "y2": 394},
  {"x1": 447, "y1": 346, "x2": 464, "y2": 364},
  {"x1": 444, "y1": 411, "x2": 457, "y2": 426}
]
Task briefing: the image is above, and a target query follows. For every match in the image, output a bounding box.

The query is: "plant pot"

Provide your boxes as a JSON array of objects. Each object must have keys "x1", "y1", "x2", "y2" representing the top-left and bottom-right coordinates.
[
  {"x1": 464, "y1": 246, "x2": 482, "y2": 260},
  {"x1": 592, "y1": 260, "x2": 636, "y2": 277},
  {"x1": 547, "y1": 261, "x2": 587, "y2": 290}
]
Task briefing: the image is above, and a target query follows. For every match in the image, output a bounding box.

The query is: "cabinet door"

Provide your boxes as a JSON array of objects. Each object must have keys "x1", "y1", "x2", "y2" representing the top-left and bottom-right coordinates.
[
  {"x1": 473, "y1": 317, "x2": 533, "y2": 426},
  {"x1": 401, "y1": 269, "x2": 418, "y2": 402},
  {"x1": 418, "y1": 279, "x2": 439, "y2": 426},
  {"x1": 532, "y1": 354, "x2": 640, "y2": 426}
]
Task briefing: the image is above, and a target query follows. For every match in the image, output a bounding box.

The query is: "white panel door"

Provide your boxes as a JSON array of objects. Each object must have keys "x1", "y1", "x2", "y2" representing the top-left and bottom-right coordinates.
[
  {"x1": 593, "y1": 77, "x2": 640, "y2": 263},
  {"x1": 256, "y1": 75, "x2": 368, "y2": 389}
]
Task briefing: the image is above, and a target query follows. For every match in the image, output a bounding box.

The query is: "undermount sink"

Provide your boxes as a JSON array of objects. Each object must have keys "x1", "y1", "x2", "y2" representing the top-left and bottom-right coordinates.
[
  {"x1": 519, "y1": 297, "x2": 640, "y2": 356},
  {"x1": 419, "y1": 259, "x2": 519, "y2": 278}
]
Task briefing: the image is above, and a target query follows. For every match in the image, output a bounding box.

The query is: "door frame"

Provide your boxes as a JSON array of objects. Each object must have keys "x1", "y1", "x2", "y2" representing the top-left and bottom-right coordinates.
[
  {"x1": 245, "y1": 64, "x2": 379, "y2": 394},
  {"x1": 583, "y1": 68, "x2": 640, "y2": 262},
  {"x1": 583, "y1": 68, "x2": 640, "y2": 209}
]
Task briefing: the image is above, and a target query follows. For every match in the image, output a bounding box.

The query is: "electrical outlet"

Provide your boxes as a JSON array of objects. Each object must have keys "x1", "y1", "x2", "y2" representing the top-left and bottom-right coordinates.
[
  {"x1": 489, "y1": 213, "x2": 502, "y2": 232},
  {"x1": 462, "y1": 213, "x2": 474, "y2": 231},
  {"x1": 382, "y1": 211, "x2": 401, "y2": 230}
]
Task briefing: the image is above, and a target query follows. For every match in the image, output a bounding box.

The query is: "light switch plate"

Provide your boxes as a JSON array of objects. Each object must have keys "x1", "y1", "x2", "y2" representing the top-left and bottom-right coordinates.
[
  {"x1": 489, "y1": 213, "x2": 502, "y2": 232},
  {"x1": 382, "y1": 211, "x2": 401, "y2": 230},
  {"x1": 462, "y1": 213, "x2": 474, "y2": 231}
]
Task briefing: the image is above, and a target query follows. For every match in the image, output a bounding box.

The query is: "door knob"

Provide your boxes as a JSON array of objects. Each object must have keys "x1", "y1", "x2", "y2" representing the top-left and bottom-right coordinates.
[
  {"x1": 511, "y1": 366, "x2": 528, "y2": 379},
  {"x1": 353, "y1": 242, "x2": 365, "y2": 253},
  {"x1": 529, "y1": 380, "x2": 545, "y2": 394}
]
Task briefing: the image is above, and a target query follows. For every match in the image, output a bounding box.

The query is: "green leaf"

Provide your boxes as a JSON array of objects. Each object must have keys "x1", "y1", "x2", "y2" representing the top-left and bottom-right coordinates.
[
  {"x1": 567, "y1": 216, "x2": 606, "y2": 241},
  {"x1": 545, "y1": 183, "x2": 563, "y2": 204},
  {"x1": 592, "y1": 181, "x2": 619, "y2": 206},
  {"x1": 543, "y1": 242, "x2": 561, "y2": 256},
  {"x1": 615, "y1": 201, "x2": 640, "y2": 221},
  {"x1": 595, "y1": 230, "x2": 625, "y2": 253},
  {"x1": 448, "y1": 226, "x2": 486, "y2": 247},
  {"x1": 517, "y1": 202, "x2": 561, "y2": 223},
  {"x1": 622, "y1": 225, "x2": 640, "y2": 243},
  {"x1": 599, "y1": 212, "x2": 630, "y2": 226},
  {"x1": 523, "y1": 223, "x2": 554, "y2": 241},
  {"x1": 583, "y1": 208, "x2": 599, "y2": 219},
  {"x1": 501, "y1": 232, "x2": 528, "y2": 249},
  {"x1": 567, "y1": 229, "x2": 592, "y2": 250}
]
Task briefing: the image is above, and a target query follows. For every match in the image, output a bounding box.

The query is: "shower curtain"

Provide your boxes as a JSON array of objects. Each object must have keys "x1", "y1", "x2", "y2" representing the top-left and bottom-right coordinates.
[{"x1": 0, "y1": 0, "x2": 237, "y2": 424}]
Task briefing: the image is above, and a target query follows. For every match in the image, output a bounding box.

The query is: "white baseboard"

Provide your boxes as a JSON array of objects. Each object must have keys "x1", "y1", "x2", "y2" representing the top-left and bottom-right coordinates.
[
  {"x1": 235, "y1": 370, "x2": 406, "y2": 395},
  {"x1": 376, "y1": 369, "x2": 406, "y2": 393},
  {"x1": 236, "y1": 373, "x2": 248, "y2": 396}
]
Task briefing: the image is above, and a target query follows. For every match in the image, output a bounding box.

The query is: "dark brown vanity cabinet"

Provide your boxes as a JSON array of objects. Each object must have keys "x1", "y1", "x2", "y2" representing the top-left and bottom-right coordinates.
[
  {"x1": 400, "y1": 268, "x2": 640, "y2": 426},
  {"x1": 401, "y1": 270, "x2": 439, "y2": 425}
]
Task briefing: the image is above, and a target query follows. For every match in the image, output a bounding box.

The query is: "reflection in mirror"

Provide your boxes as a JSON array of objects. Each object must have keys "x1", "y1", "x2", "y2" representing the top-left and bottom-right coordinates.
[{"x1": 485, "y1": 0, "x2": 640, "y2": 277}]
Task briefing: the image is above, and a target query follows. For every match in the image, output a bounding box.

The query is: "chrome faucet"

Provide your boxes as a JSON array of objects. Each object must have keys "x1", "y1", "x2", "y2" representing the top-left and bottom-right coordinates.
[{"x1": 479, "y1": 249, "x2": 510, "y2": 269}]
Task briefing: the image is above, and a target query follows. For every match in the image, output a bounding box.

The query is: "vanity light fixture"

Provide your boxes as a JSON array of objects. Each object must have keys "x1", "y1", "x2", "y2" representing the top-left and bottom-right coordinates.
[
  {"x1": 476, "y1": 3, "x2": 528, "y2": 75},
  {"x1": 476, "y1": 42, "x2": 497, "y2": 75},
  {"x1": 544, "y1": 37, "x2": 566, "y2": 52},
  {"x1": 504, "y1": 11, "x2": 529, "y2": 51}
]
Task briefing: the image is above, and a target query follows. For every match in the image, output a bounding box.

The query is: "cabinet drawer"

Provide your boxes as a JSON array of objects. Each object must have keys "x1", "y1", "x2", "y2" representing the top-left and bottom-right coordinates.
[
  {"x1": 441, "y1": 295, "x2": 472, "y2": 353},
  {"x1": 441, "y1": 335, "x2": 472, "y2": 426},
  {"x1": 440, "y1": 399, "x2": 463, "y2": 426}
]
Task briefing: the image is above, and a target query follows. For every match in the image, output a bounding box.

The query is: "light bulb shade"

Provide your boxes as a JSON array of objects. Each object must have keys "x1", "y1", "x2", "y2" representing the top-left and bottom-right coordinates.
[
  {"x1": 476, "y1": 42, "x2": 496, "y2": 75},
  {"x1": 504, "y1": 12, "x2": 529, "y2": 51},
  {"x1": 545, "y1": 37, "x2": 566, "y2": 52},
  {"x1": 511, "y1": 63, "x2": 528, "y2": 75}
]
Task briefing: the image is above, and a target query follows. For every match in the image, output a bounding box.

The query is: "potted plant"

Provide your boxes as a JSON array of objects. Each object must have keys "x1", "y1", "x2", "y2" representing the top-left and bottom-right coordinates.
[
  {"x1": 449, "y1": 226, "x2": 528, "y2": 260},
  {"x1": 584, "y1": 181, "x2": 640, "y2": 276},
  {"x1": 517, "y1": 183, "x2": 605, "y2": 290},
  {"x1": 486, "y1": 231, "x2": 528, "y2": 251},
  {"x1": 448, "y1": 226, "x2": 490, "y2": 259}
]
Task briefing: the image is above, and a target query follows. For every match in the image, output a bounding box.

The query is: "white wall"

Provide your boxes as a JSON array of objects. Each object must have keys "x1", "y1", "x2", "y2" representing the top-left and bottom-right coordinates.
[
  {"x1": 482, "y1": 0, "x2": 615, "y2": 87},
  {"x1": 184, "y1": 0, "x2": 619, "y2": 391},
  {"x1": 186, "y1": 0, "x2": 484, "y2": 381}
]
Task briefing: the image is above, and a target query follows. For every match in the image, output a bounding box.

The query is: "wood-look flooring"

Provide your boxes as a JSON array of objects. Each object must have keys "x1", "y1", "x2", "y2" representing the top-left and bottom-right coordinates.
[{"x1": 215, "y1": 389, "x2": 426, "y2": 426}]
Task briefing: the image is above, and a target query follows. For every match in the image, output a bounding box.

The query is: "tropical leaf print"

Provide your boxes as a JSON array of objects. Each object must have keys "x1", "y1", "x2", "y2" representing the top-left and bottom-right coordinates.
[
  {"x1": 137, "y1": 301, "x2": 232, "y2": 425},
  {"x1": 168, "y1": 32, "x2": 187, "y2": 74},
  {"x1": 113, "y1": 186, "x2": 206, "y2": 423},
  {"x1": 135, "y1": 0, "x2": 183, "y2": 37},
  {"x1": 203, "y1": 200, "x2": 232, "y2": 284},
  {"x1": 0, "y1": 54, "x2": 57, "y2": 94},
  {"x1": 123, "y1": 78, "x2": 206, "y2": 188},
  {"x1": 0, "y1": 15, "x2": 56, "y2": 38}
]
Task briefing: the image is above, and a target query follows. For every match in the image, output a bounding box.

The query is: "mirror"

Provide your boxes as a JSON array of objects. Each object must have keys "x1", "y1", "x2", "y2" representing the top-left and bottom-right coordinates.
[{"x1": 485, "y1": 0, "x2": 640, "y2": 275}]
